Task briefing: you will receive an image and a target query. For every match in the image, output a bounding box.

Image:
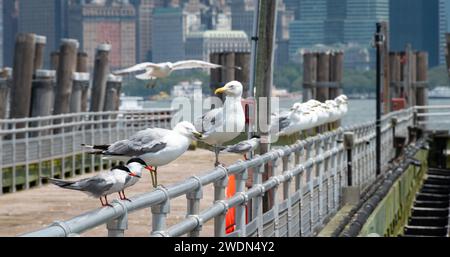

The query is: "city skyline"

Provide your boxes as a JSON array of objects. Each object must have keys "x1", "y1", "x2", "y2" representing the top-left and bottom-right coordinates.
[{"x1": 0, "y1": 0, "x2": 448, "y2": 69}]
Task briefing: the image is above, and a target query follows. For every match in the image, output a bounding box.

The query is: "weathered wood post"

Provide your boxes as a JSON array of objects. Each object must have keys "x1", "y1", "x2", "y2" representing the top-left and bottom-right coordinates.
[
  {"x1": 76, "y1": 51, "x2": 90, "y2": 112},
  {"x1": 254, "y1": 0, "x2": 277, "y2": 212},
  {"x1": 209, "y1": 52, "x2": 221, "y2": 96},
  {"x1": 446, "y1": 34, "x2": 450, "y2": 78},
  {"x1": 10, "y1": 33, "x2": 36, "y2": 119},
  {"x1": 415, "y1": 51, "x2": 428, "y2": 126},
  {"x1": 389, "y1": 52, "x2": 401, "y2": 101},
  {"x1": 71, "y1": 72, "x2": 90, "y2": 113},
  {"x1": 409, "y1": 51, "x2": 417, "y2": 107},
  {"x1": 329, "y1": 51, "x2": 343, "y2": 99},
  {"x1": 90, "y1": 43, "x2": 111, "y2": 112},
  {"x1": 225, "y1": 52, "x2": 236, "y2": 82},
  {"x1": 30, "y1": 70, "x2": 55, "y2": 136},
  {"x1": 104, "y1": 74, "x2": 123, "y2": 112},
  {"x1": 31, "y1": 70, "x2": 56, "y2": 118},
  {"x1": 50, "y1": 51, "x2": 60, "y2": 71},
  {"x1": 235, "y1": 52, "x2": 250, "y2": 97},
  {"x1": 302, "y1": 52, "x2": 317, "y2": 102},
  {"x1": 33, "y1": 35, "x2": 47, "y2": 72},
  {"x1": 316, "y1": 52, "x2": 330, "y2": 102},
  {"x1": 381, "y1": 21, "x2": 390, "y2": 114},
  {"x1": 0, "y1": 69, "x2": 12, "y2": 119},
  {"x1": 53, "y1": 39, "x2": 79, "y2": 115}
]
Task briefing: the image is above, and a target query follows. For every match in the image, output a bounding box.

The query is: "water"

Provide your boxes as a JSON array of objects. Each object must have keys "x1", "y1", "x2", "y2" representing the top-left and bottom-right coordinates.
[{"x1": 142, "y1": 98, "x2": 450, "y2": 127}]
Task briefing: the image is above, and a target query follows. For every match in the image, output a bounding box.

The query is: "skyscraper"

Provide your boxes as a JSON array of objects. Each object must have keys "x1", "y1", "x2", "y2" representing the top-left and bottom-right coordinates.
[
  {"x1": 230, "y1": 0, "x2": 255, "y2": 39},
  {"x1": 390, "y1": 0, "x2": 447, "y2": 67},
  {"x1": 0, "y1": 0, "x2": 3, "y2": 67},
  {"x1": 18, "y1": 0, "x2": 68, "y2": 68},
  {"x1": 151, "y1": 7, "x2": 185, "y2": 62},
  {"x1": 289, "y1": 0, "x2": 388, "y2": 62},
  {"x1": 68, "y1": 1, "x2": 136, "y2": 70},
  {"x1": 2, "y1": 0, "x2": 18, "y2": 67}
]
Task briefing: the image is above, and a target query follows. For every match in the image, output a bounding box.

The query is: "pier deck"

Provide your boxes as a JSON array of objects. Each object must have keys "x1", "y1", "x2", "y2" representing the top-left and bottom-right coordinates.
[{"x1": 0, "y1": 149, "x2": 239, "y2": 237}]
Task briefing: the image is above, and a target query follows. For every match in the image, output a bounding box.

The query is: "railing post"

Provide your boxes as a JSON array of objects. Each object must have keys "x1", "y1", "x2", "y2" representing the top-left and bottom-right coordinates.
[
  {"x1": 282, "y1": 154, "x2": 294, "y2": 237},
  {"x1": 107, "y1": 200, "x2": 128, "y2": 237},
  {"x1": 214, "y1": 166, "x2": 228, "y2": 237},
  {"x1": 0, "y1": 129, "x2": 3, "y2": 195},
  {"x1": 151, "y1": 186, "x2": 170, "y2": 236},
  {"x1": 344, "y1": 132, "x2": 355, "y2": 187},
  {"x1": 186, "y1": 176, "x2": 203, "y2": 237},
  {"x1": 252, "y1": 162, "x2": 264, "y2": 236},
  {"x1": 235, "y1": 164, "x2": 248, "y2": 237}
]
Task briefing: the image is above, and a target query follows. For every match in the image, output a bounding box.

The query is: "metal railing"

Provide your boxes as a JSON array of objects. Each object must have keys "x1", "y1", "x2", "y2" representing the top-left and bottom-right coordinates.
[
  {"x1": 0, "y1": 109, "x2": 175, "y2": 194},
  {"x1": 414, "y1": 105, "x2": 450, "y2": 131},
  {"x1": 21, "y1": 107, "x2": 416, "y2": 237}
]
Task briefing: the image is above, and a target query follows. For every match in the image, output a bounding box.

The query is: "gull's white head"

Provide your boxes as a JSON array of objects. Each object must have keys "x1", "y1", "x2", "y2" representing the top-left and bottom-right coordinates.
[
  {"x1": 215, "y1": 81, "x2": 243, "y2": 97},
  {"x1": 126, "y1": 158, "x2": 148, "y2": 178},
  {"x1": 335, "y1": 95, "x2": 348, "y2": 104},
  {"x1": 290, "y1": 103, "x2": 302, "y2": 111},
  {"x1": 174, "y1": 121, "x2": 203, "y2": 140}
]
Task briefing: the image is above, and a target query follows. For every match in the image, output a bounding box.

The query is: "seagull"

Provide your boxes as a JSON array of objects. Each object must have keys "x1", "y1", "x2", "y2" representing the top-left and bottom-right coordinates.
[
  {"x1": 82, "y1": 121, "x2": 203, "y2": 188},
  {"x1": 220, "y1": 136, "x2": 260, "y2": 160},
  {"x1": 113, "y1": 60, "x2": 240, "y2": 88},
  {"x1": 43, "y1": 158, "x2": 146, "y2": 207},
  {"x1": 195, "y1": 81, "x2": 246, "y2": 166},
  {"x1": 335, "y1": 95, "x2": 349, "y2": 118}
]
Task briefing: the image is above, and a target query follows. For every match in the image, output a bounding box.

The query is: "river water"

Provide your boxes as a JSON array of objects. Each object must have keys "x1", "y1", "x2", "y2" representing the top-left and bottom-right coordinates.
[{"x1": 142, "y1": 98, "x2": 450, "y2": 127}]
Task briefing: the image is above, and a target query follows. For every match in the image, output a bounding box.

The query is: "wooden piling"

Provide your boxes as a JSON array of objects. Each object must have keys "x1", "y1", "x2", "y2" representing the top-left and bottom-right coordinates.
[
  {"x1": 50, "y1": 51, "x2": 60, "y2": 71},
  {"x1": 33, "y1": 36, "x2": 47, "y2": 72},
  {"x1": 104, "y1": 74, "x2": 123, "y2": 111},
  {"x1": 329, "y1": 51, "x2": 343, "y2": 99},
  {"x1": 316, "y1": 52, "x2": 330, "y2": 102},
  {"x1": 30, "y1": 70, "x2": 56, "y2": 117},
  {"x1": 0, "y1": 70, "x2": 12, "y2": 119},
  {"x1": 90, "y1": 44, "x2": 111, "y2": 112},
  {"x1": 10, "y1": 33, "x2": 36, "y2": 119},
  {"x1": 415, "y1": 52, "x2": 428, "y2": 108},
  {"x1": 446, "y1": 34, "x2": 450, "y2": 77},
  {"x1": 53, "y1": 39, "x2": 79, "y2": 115},
  {"x1": 70, "y1": 72, "x2": 90, "y2": 113},
  {"x1": 225, "y1": 52, "x2": 236, "y2": 82},
  {"x1": 76, "y1": 52, "x2": 90, "y2": 112},
  {"x1": 302, "y1": 52, "x2": 317, "y2": 102},
  {"x1": 389, "y1": 52, "x2": 401, "y2": 100},
  {"x1": 235, "y1": 52, "x2": 250, "y2": 97}
]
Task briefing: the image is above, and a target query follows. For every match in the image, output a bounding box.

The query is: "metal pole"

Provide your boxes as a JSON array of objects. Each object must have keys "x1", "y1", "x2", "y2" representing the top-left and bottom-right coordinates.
[{"x1": 375, "y1": 23, "x2": 384, "y2": 176}]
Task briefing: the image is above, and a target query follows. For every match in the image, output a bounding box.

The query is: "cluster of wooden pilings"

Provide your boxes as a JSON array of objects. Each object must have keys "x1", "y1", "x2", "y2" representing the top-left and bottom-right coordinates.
[
  {"x1": 209, "y1": 52, "x2": 251, "y2": 97},
  {"x1": 0, "y1": 33, "x2": 123, "y2": 120},
  {"x1": 302, "y1": 51, "x2": 344, "y2": 103},
  {"x1": 388, "y1": 47, "x2": 429, "y2": 111}
]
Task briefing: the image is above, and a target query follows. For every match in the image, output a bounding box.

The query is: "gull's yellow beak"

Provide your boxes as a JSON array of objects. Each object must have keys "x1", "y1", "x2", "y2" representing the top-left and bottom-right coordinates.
[
  {"x1": 214, "y1": 86, "x2": 227, "y2": 95},
  {"x1": 192, "y1": 131, "x2": 203, "y2": 140}
]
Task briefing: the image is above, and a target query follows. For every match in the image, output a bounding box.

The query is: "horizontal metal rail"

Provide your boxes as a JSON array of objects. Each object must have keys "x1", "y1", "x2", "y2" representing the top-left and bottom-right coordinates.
[
  {"x1": 413, "y1": 105, "x2": 450, "y2": 130},
  {"x1": 16, "y1": 107, "x2": 416, "y2": 237},
  {"x1": 0, "y1": 109, "x2": 175, "y2": 194}
]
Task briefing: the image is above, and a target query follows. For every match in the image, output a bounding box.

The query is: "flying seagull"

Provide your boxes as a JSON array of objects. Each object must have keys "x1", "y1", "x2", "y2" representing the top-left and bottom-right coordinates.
[
  {"x1": 43, "y1": 158, "x2": 146, "y2": 207},
  {"x1": 82, "y1": 121, "x2": 203, "y2": 188},
  {"x1": 113, "y1": 60, "x2": 241, "y2": 88},
  {"x1": 195, "y1": 81, "x2": 246, "y2": 166}
]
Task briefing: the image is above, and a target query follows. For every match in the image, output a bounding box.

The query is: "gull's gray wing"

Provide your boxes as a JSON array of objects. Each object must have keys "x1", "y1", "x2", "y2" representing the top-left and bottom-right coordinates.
[
  {"x1": 76, "y1": 176, "x2": 115, "y2": 198},
  {"x1": 172, "y1": 60, "x2": 222, "y2": 71},
  {"x1": 194, "y1": 107, "x2": 223, "y2": 135},
  {"x1": 222, "y1": 141, "x2": 253, "y2": 154},
  {"x1": 104, "y1": 128, "x2": 169, "y2": 156}
]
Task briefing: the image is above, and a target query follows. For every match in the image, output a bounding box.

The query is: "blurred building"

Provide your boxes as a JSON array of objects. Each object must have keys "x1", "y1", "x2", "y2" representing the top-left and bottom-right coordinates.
[
  {"x1": 68, "y1": 1, "x2": 136, "y2": 70},
  {"x1": 390, "y1": 0, "x2": 447, "y2": 67},
  {"x1": 152, "y1": 7, "x2": 185, "y2": 62},
  {"x1": 0, "y1": 0, "x2": 3, "y2": 67},
  {"x1": 230, "y1": 0, "x2": 255, "y2": 40},
  {"x1": 2, "y1": 0, "x2": 17, "y2": 67},
  {"x1": 185, "y1": 30, "x2": 250, "y2": 61},
  {"x1": 171, "y1": 80, "x2": 202, "y2": 98},
  {"x1": 289, "y1": 0, "x2": 388, "y2": 66},
  {"x1": 18, "y1": 0, "x2": 68, "y2": 68}
]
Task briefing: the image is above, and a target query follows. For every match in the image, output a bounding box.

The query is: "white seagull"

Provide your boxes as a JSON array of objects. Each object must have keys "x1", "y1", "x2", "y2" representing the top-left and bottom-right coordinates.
[
  {"x1": 44, "y1": 158, "x2": 146, "y2": 207},
  {"x1": 82, "y1": 121, "x2": 203, "y2": 188},
  {"x1": 113, "y1": 60, "x2": 239, "y2": 88},
  {"x1": 195, "y1": 81, "x2": 246, "y2": 166},
  {"x1": 220, "y1": 136, "x2": 260, "y2": 160},
  {"x1": 335, "y1": 95, "x2": 349, "y2": 118}
]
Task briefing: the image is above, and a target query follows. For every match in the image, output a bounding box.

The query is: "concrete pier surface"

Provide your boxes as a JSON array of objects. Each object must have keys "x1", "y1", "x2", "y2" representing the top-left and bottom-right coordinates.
[{"x1": 0, "y1": 149, "x2": 240, "y2": 237}]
